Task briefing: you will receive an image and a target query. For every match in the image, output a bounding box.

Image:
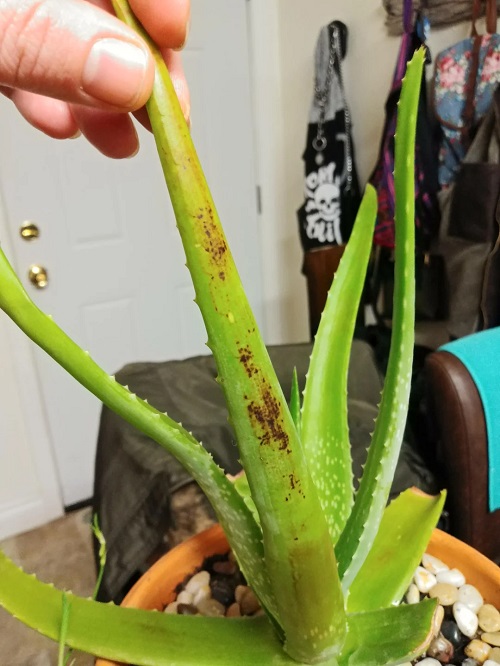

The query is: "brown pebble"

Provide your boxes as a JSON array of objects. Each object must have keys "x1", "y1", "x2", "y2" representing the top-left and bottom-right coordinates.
[
  {"x1": 235, "y1": 585, "x2": 248, "y2": 604},
  {"x1": 177, "y1": 603, "x2": 198, "y2": 615},
  {"x1": 239, "y1": 587, "x2": 261, "y2": 615},
  {"x1": 226, "y1": 602, "x2": 241, "y2": 618},
  {"x1": 427, "y1": 633, "x2": 454, "y2": 663},
  {"x1": 213, "y1": 560, "x2": 237, "y2": 575}
]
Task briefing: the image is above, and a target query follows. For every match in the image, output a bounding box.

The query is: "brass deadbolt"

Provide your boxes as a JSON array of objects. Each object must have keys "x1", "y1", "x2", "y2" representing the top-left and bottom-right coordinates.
[
  {"x1": 20, "y1": 221, "x2": 40, "y2": 241},
  {"x1": 28, "y1": 265, "x2": 49, "y2": 289}
]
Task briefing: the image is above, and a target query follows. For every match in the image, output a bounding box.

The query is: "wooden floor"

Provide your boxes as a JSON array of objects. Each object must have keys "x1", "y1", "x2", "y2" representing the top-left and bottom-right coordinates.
[{"x1": 0, "y1": 509, "x2": 96, "y2": 665}]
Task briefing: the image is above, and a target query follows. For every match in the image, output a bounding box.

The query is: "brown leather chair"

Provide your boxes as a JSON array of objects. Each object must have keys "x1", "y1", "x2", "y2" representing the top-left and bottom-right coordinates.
[{"x1": 426, "y1": 350, "x2": 500, "y2": 564}]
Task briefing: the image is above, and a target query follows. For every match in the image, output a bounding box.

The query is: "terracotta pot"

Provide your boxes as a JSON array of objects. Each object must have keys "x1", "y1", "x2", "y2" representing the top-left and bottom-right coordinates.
[{"x1": 96, "y1": 524, "x2": 500, "y2": 666}]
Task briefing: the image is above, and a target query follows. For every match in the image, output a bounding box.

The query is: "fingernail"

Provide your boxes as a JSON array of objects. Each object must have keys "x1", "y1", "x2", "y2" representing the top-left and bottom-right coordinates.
[
  {"x1": 174, "y1": 16, "x2": 191, "y2": 51},
  {"x1": 69, "y1": 130, "x2": 81, "y2": 139},
  {"x1": 83, "y1": 38, "x2": 150, "y2": 108}
]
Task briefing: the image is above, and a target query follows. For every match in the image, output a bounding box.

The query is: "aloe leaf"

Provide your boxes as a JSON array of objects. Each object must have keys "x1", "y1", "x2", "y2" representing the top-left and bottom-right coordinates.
[
  {"x1": 0, "y1": 543, "x2": 433, "y2": 666},
  {"x1": 301, "y1": 186, "x2": 377, "y2": 544},
  {"x1": 289, "y1": 368, "x2": 301, "y2": 433},
  {"x1": 339, "y1": 598, "x2": 437, "y2": 666},
  {"x1": 91, "y1": 515, "x2": 107, "y2": 601},
  {"x1": 233, "y1": 472, "x2": 260, "y2": 526},
  {"x1": 0, "y1": 548, "x2": 340, "y2": 666},
  {"x1": 58, "y1": 593, "x2": 70, "y2": 666},
  {"x1": 0, "y1": 247, "x2": 276, "y2": 620},
  {"x1": 347, "y1": 488, "x2": 446, "y2": 613},
  {"x1": 112, "y1": 1, "x2": 346, "y2": 661},
  {"x1": 335, "y1": 49, "x2": 424, "y2": 589}
]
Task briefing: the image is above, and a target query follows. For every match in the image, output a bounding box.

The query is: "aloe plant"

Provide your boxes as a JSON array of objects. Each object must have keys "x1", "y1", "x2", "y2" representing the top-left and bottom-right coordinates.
[{"x1": 0, "y1": 7, "x2": 445, "y2": 663}]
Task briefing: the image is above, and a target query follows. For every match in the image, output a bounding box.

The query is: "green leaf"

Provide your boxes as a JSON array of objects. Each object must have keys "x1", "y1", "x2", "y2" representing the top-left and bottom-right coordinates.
[
  {"x1": 0, "y1": 246, "x2": 274, "y2": 621},
  {"x1": 0, "y1": 549, "x2": 306, "y2": 666},
  {"x1": 339, "y1": 598, "x2": 437, "y2": 666},
  {"x1": 335, "y1": 49, "x2": 425, "y2": 590},
  {"x1": 112, "y1": 1, "x2": 347, "y2": 661},
  {"x1": 58, "y1": 593, "x2": 70, "y2": 666},
  {"x1": 91, "y1": 515, "x2": 107, "y2": 601},
  {"x1": 233, "y1": 473, "x2": 260, "y2": 526},
  {"x1": 301, "y1": 186, "x2": 377, "y2": 544},
  {"x1": 289, "y1": 367, "x2": 301, "y2": 434},
  {"x1": 347, "y1": 488, "x2": 446, "y2": 613}
]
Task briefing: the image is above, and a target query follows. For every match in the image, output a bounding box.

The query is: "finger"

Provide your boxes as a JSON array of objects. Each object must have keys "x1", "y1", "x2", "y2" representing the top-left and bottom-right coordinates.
[
  {"x1": 129, "y1": 0, "x2": 190, "y2": 49},
  {"x1": 162, "y1": 50, "x2": 191, "y2": 123},
  {"x1": 70, "y1": 104, "x2": 139, "y2": 158},
  {"x1": 0, "y1": 0, "x2": 154, "y2": 111},
  {"x1": 4, "y1": 89, "x2": 79, "y2": 139}
]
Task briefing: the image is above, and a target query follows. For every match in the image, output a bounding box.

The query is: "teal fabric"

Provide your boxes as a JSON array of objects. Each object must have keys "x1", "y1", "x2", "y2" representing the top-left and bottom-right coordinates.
[{"x1": 441, "y1": 328, "x2": 500, "y2": 512}]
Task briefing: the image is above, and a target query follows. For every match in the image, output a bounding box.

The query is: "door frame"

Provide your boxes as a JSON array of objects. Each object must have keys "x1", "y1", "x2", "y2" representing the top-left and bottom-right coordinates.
[
  {"x1": 246, "y1": 0, "x2": 288, "y2": 344},
  {"x1": 0, "y1": 196, "x2": 64, "y2": 538}
]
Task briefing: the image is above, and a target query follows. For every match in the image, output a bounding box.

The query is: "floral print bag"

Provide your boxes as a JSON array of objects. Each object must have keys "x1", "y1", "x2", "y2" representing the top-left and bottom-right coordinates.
[{"x1": 433, "y1": 0, "x2": 500, "y2": 187}]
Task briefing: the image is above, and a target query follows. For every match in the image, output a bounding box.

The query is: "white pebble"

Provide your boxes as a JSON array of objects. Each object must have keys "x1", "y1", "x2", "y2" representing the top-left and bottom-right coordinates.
[
  {"x1": 436, "y1": 567, "x2": 466, "y2": 587},
  {"x1": 417, "y1": 659, "x2": 441, "y2": 665},
  {"x1": 185, "y1": 570, "x2": 210, "y2": 595},
  {"x1": 414, "y1": 566, "x2": 437, "y2": 593},
  {"x1": 192, "y1": 584, "x2": 211, "y2": 606},
  {"x1": 422, "y1": 553, "x2": 449, "y2": 575},
  {"x1": 164, "y1": 601, "x2": 178, "y2": 614},
  {"x1": 454, "y1": 601, "x2": 479, "y2": 638},
  {"x1": 458, "y1": 584, "x2": 484, "y2": 613},
  {"x1": 484, "y1": 661, "x2": 500, "y2": 666},
  {"x1": 176, "y1": 590, "x2": 194, "y2": 605},
  {"x1": 406, "y1": 583, "x2": 420, "y2": 604}
]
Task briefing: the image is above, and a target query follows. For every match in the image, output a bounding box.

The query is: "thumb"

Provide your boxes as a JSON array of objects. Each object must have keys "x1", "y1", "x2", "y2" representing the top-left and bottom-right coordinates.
[{"x1": 0, "y1": 0, "x2": 155, "y2": 111}]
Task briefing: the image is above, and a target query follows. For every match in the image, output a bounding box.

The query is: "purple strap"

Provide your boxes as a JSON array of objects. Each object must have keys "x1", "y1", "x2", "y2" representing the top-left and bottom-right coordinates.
[{"x1": 403, "y1": 0, "x2": 413, "y2": 34}]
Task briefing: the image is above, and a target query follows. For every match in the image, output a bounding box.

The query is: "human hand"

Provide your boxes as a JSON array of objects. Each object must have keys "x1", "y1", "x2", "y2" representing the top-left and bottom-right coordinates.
[{"x1": 0, "y1": 0, "x2": 190, "y2": 157}]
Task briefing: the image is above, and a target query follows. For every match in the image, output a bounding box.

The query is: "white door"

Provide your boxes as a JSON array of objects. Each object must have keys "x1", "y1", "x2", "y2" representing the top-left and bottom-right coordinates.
[{"x1": 0, "y1": 0, "x2": 263, "y2": 508}]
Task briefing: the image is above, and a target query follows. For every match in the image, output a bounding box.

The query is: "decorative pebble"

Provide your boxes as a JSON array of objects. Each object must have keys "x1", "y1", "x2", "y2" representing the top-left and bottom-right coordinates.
[
  {"x1": 210, "y1": 577, "x2": 235, "y2": 606},
  {"x1": 427, "y1": 633, "x2": 454, "y2": 662},
  {"x1": 429, "y1": 583, "x2": 459, "y2": 606},
  {"x1": 462, "y1": 659, "x2": 481, "y2": 666},
  {"x1": 176, "y1": 590, "x2": 194, "y2": 605},
  {"x1": 423, "y1": 554, "x2": 450, "y2": 575},
  {"x1": 465, "y1": 639, "x2": 491, "y2": 663},
  {"x1": 459, "y1": 585, "x2": 484, "y2": 614},
  {"x1": 197, "y1": 598, "x2": 225, "y2": 617},
  {"x1": 185, "y1": 570, "x2": 210, "y2": 595},
  {"x1": 212, "y1": 560, "x2": 237, "y2": 575},
  {"x1": 454, "y1": 602, "x2": 479, "y2": 638},
  {"x1": 177, "y1": 603, "x2": 198, "y2": 615},
  {"x1": 437, "y1": 568, "x2": 467, "y2": 587},
  {"x1": 237, "y1": 586, "x2": 261, "y2": 615},
  {"x1": 484, "y1": 661, "x2": 500, "y2": 666},
  {"x1": 192, "y1": 584, "x2": 212, "y2": 606},
  {"x1": 482, "y1": 633, "x2": 500, "y2": 648},
  {"x1": 441, "y1": 619, "x2": 467, "y2": 648},
  {"x1": 489, "y1": 646, "x2": 500, "y2": 663},
  {"x1": 414, "y1": 566, "x2": 438, "y2": 593},
  {"x1": 226, "y1": 602, "x2": 241, "y2": 617},
  {"x1": 432, "y1": 605, "x2": 445, "y2": 637},
  {"x1": 164, "y1": 601, "x2": 178, "y2": 614},
  {"x1": 417, "y1": 658, "x2": 441, "y2": 665},
  {"x1": 407, "y1": 583, "x2": 420, "y2": 604},
  {"x1": 479, "y1": 607, "x2": 500, "y2": 634}
]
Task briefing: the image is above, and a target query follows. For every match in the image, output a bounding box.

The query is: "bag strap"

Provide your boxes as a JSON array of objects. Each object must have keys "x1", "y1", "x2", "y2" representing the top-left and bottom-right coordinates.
[
  {"x1": 403, "y1": 0, "x2": 413, "y2": 34},
  {"x1": 472, "y1": 0, "x2": 497, "y2": 36},
  {"x1": 462, "y1": 34, "x2": 483, "y2": 132},
  {"x1": 486, "y1": 0, "x2": 497, "y2": 34}
]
